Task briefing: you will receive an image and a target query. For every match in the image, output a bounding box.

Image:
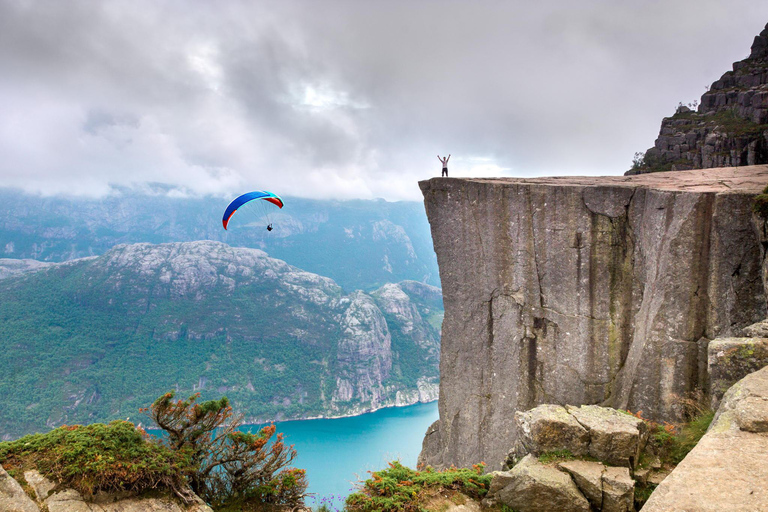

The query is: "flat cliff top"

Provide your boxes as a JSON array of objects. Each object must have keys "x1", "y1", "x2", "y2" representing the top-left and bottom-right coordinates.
[{"x1": 421, "y1": 165, "x2": 768, "y2": 194}]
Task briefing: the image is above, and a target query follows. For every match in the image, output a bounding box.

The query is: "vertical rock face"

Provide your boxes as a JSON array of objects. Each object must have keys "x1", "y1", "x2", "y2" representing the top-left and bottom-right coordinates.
[{"x1": 419, "y1": 166, "x2": 768, "y2": 470}]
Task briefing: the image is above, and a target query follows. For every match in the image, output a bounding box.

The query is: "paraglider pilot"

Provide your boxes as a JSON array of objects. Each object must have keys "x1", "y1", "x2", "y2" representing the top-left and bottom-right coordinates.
[{"x1": 267, "y1": 223, "x2": 273, "y2": 231}]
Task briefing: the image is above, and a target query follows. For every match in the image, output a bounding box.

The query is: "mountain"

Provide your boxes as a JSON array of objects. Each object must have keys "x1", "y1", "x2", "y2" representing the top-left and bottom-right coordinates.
[
  {"x1": 0, "y1": 241, "x2": 441, "y2": 440},
  {"x1": 0, "y1": 187, "x2": 438, "y2": 292},
  {"x1": 628, "y1": 22, "x2": 768, "y2": 174}
]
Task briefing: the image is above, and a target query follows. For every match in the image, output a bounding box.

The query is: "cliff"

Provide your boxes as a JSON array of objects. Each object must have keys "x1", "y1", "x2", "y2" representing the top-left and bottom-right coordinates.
[
  {"x1": 418, "y1": 165, "x2": 768, "y2": 470},
  {"x1": 628, "y1": 23, "x2": 768, "y2": 174}
]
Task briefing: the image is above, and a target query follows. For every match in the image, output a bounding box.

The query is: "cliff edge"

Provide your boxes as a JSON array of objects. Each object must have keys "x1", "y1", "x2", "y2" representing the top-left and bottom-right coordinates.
[{"x1": 418, "y1": 165, "x2": 768, "y2": 470}]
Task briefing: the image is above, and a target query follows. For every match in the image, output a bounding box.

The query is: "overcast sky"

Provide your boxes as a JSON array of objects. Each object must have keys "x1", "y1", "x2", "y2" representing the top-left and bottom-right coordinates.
[{"x1": 1, "y1": 1, "x2": 766, "y2": 201}]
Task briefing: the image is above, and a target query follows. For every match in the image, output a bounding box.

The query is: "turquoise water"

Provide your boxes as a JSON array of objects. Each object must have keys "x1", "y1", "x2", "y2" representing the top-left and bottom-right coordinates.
[{"x1": 242, "y1": 401, "x2": 439, "y2": 510}]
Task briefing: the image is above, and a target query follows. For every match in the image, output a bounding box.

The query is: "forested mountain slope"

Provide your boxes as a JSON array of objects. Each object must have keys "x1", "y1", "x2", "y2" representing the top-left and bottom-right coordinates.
[{"x1": 0, "y1": 241, "x2": 441, "y2": 440}]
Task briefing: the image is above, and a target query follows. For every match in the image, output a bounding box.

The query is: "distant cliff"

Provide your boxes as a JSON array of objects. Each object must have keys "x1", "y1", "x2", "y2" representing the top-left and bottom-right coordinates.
[
  {"x1": 418, "y1": 166, "x2": 768, "y2": 470},
  {"x1": 628, "y1": 23, "x2": 768, "y2": 174},
  {"x1": 0, "y1": 241, "x2": 441, "y2": 439}
]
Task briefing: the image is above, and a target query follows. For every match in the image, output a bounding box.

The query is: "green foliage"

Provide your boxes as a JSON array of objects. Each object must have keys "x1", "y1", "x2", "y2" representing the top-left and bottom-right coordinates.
[
  {"x1": 634, "y1": 407, "x2": 715, "y2": 467},
  {"x1": 148, "y1": 391, "x2": 307, "y2": 510},
  {"x1": 0, "y1": 251, "x2": 441, "y2": 438},
  {"x1": 537, "y1": 449, "x2": 576, "y2": 464},
  {"x1": 0, "y1": 420, "x2": 190, "y2": 498},
  {"x1": 753, "y1": 185, "x2": 768, "y2": 218},
  {"x1": 630, "y1": 152, "x2": 645, "y2": 171},
  {"x1": 345, "y1": 461, "x2": 491, "y2": 512},
  {"x1": 634, "y1": 482, "x2": 657, "y2": 509}
]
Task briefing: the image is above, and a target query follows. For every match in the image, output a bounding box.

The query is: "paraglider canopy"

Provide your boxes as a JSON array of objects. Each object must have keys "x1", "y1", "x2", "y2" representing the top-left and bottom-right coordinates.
[{"x1": 222, "y1": 191, "x2": 284, "y2": 230}]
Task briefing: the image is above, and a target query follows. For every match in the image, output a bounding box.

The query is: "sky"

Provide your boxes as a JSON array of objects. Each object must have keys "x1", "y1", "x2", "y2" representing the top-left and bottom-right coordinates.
[{"x1": 1, "y1": 1, "x2": 767, "y2": 201}]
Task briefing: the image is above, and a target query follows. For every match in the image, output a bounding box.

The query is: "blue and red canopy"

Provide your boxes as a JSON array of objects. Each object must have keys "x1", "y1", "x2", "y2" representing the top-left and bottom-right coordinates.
[{"x1": 222, "y1": 191, "x2": 284, "y2": 230}]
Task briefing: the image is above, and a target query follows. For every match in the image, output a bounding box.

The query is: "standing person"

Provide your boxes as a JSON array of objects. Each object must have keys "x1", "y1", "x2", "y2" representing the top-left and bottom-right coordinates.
[{"x1": 438, "y1": 154, "x2": 450, "y2": 177}]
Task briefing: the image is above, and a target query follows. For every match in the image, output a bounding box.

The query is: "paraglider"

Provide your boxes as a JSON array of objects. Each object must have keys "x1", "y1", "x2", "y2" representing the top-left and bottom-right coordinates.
[{"x1": 222, "y1": 191, "x2": 284, "y2": 230}]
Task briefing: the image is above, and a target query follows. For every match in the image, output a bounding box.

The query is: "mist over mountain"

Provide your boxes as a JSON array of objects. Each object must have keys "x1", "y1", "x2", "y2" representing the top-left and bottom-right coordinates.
[
  {"x1": 0, "y1": 187, "x2": 438, "y2": 292},
  {"x1": 0, "y1": 241, "x2": 441, "y2": 440}
]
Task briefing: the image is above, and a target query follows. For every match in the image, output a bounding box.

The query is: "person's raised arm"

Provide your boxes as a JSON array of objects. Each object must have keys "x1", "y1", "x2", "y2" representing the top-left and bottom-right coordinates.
[{"x1": 446, "y1": 154, "x2": 451, "y2": 162}]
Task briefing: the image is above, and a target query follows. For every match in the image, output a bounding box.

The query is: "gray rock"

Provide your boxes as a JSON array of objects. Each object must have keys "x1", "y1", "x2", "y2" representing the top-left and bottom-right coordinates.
[
  {"x1": 642, "y1": 366, "x2": 768, "y2": 511},
  {"x1": 515, "y1": 405, "x2": 589, "y2": 457},
  {"x1": 741, "y1": 318, "x2": 768, "y2": 338},
  {"x1": 485, "y1": 455, "x2": 590, "y2": 512},
  {"x1": 43, "y1": 487, "x2": 213, "y2": 512},
  {"x1": 557, "y1": 460, "x2": 604, "y2": 507},
  {"x1": 601, "y1": 466, "x2": 634, "y2": 512},
  {"x1": 0, "y1": 464, "x2": 39, "y2": 512},
  {"x1": 708, "y1": 337, "x2": 768, "y2": 407},
  {"x1": 418, "y1": 167, "x2": 768, "y2": 470},
  {"x1": 22, "y1": 471, "x2": 55, "y2": 502},
  {"x1": 566, "y1": 405, "x2": 646, "y2": 468}
]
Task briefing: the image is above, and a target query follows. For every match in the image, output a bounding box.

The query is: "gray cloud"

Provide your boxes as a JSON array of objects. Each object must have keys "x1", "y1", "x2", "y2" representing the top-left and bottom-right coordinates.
[{"x1": 0, "y1": 0, "x2": 766, "y2": 200}]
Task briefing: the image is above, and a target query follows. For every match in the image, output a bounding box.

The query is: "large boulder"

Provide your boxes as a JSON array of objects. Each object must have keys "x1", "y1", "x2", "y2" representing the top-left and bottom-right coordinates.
[
  {"x1": 515, "y1": 405, "x2": 590, "y2": 458},
  {"x1": 642, "y1": 366, "x2": 768, "y2": 511},
  {"x1": 708, "y1": 337, "x2": 768, "y2": 407},
  {"x1": 0, "y1": 464, "x2": 39, "y2": 512},
  {"x1": 485, "y1": 455, "x2": 590, "y2": 512},
  {"x1": 566, "y1": 405, "x2": 647, "y2": 468}
]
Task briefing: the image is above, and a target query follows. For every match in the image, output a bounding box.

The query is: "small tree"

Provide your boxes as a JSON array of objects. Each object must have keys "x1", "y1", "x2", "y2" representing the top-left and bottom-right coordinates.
[
  {"x1": 144, "y1": 391, "x2": 307, "y2": 509},
  {"x1": 631, "y1": 151, "x2": 646, "y2": 171}
]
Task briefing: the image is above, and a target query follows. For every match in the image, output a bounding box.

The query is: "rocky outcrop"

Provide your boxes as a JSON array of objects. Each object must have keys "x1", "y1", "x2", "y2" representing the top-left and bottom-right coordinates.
[
  {"x1": 0, "y1": 467, "x2": 212, "y2": 512},
  {"x1": 419, "y1": 166, "x2": 768, "y2": 470},
  {"x1": 485, "y1": 455, "x2": 590, "y2": 512},
  {"x1": 628, "y1": 23, "x2": 768, "y2": 174},
  {"x1": 485, "y1": 403, "x2": 656, "y2": 512},
  {"x1": 708, "y1": 336, "x2": 768, "y2": 407},
  {"x1": 642, "y1": 365, "x2": 768, "y2": 511},
  {"x1": 0, "y1": 259, "x2": 54, "y2": 280}
]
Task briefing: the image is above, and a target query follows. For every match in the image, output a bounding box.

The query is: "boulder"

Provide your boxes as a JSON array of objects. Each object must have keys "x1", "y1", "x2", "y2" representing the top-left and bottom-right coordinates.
[
  {"x1": 0, "y1": 464, "x2": 39, "y2": 512},
  {"x1": 741, "y1": 318, "x2": 768, "y2": 337},
  {"x1": 566, "y1": 405, "x2": 647, "y2": 468},
  {"x1": 708, "y1": 337, "x2": 768, "y2": 407},
  {"x1": 485, "y1": 455, "x2": 590, "y2": 512},
  {"x1": 515, "y1": 405, "x2": 590, "y2": 457}
]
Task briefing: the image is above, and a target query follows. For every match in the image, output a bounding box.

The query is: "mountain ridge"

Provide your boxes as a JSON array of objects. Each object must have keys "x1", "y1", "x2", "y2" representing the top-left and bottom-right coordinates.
[{"x1": 0, "y1": 240, "x2": 441, "y2": 440}]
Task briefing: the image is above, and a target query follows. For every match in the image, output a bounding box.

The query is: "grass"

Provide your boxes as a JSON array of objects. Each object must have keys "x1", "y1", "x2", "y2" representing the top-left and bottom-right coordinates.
[
  {"x1": 345, "y1": 461, "x2": 493, "y2": 512},
  {"x1": 537, "y1": 449, "x2": 576, "y2": 464}
]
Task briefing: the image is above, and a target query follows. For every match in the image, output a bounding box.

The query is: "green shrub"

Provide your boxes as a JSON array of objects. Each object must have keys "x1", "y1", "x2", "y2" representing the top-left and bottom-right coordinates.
[
  {"x1": 147, "y1": 391, "x2": 307, "y2": 510},
  {"x1": 753, "y1": 185, "x2": 768, "y2": 218},
  {"x1": 0, "y1": 420, "x2": 190, "y2": 498},
  {"x1": 345, "y1": 461, "x2": 491, "y2": 512}
]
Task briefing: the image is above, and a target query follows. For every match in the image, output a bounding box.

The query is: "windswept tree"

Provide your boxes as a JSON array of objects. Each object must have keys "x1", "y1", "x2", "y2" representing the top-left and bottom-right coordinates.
[{"x1": 144, "y1": 391, "x2": 307, "y2": 510}]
